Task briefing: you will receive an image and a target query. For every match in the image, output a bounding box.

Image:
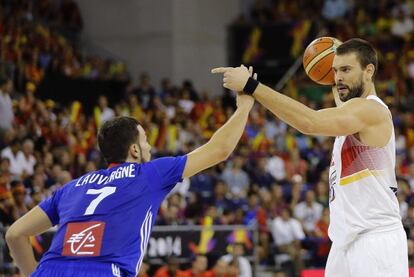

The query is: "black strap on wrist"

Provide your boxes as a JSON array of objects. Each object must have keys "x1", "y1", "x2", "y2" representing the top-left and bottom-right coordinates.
[{"x1": 243, "y1": 77, "x2": 259, "y2": 95}]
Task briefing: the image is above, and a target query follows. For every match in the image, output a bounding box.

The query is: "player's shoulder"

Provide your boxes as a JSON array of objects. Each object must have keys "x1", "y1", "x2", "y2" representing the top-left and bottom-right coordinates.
[
  {"x1": 145, "y1": 155, "x2": 187, "y2": 167},
  {"x1": 344, "y1": 97, "x2": 389, "y2": 118},
  {"x1": 345, "y1": 96, "x2": 386, "y2": 109}
]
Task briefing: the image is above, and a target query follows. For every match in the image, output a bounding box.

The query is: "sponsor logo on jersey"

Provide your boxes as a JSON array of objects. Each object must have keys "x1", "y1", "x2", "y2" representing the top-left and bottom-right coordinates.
[
  {"x1": 62, "y1": 221, "x2": 105, "y2": 256},
  {"x1": 329, "y1": 169, "x2": 337, "y2": 203},
  {"x1": 389, "y1": 186, "x2": 397, "y2": 196}
]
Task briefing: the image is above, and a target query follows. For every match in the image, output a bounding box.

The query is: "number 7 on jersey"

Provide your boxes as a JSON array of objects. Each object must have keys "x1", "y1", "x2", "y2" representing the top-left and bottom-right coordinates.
[{"x1": 84, "y1": 187, "x2": 117, "y2": 215}]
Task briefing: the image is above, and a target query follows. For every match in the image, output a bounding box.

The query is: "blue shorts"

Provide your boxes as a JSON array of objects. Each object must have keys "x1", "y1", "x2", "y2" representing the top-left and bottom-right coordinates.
[{"x1": 30, "y1": 260, "x2": 127, "y2": 277}]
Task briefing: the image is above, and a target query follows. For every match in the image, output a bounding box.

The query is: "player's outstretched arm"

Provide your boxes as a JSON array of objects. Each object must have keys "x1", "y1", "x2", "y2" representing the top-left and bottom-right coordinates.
[
  {"x1": 212, "y1": 65, "x2": 387, "y2": 138},
  {"x1": 6, "y1": 206, "x2": 53, "y2": 277},
  {"x1": 182, "y1": 93, "x2": 254, "y2": 178},
  {"x1": 250, "y1": 83, "x2": 386, "y2": 136}
]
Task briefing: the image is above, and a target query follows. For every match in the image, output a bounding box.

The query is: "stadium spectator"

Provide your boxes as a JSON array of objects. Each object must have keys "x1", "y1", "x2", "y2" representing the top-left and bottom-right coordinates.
[
  {"x1": 293, "y1": 190, "x2": 323, "y2": 236},
  {"x1": 265, "y1": 146, "x2": 286, "y2": 182},
  {"x1": 321, "y1": 0, "x2": 350, "y2": 20},
  {"x1": 221, "y1": 242, "x2": 252, "y2": 277},
  {"x1": 220, "y1": 156, "x2": 250, "y2": 197},
  {"x1": 271, "y1": 207, "x2": 305, "y2": 276},
  {"x1": 1, "y1": 139, "x2": 22, "y2": 177},
  {"x1": 132, "y1": 73, "x2": 156, "y2": 110},
  {"x1": 182, "y1": 255, "x2": 209, "y2": 277},
  {"x1": 0, "y1": 78, "x2": 14, "y2": 131},
  {"x1": 95, "y1": 95, "x2": 115, "y2": 126},
  {"x1": 16, "y1": 138, "x2": 36, "y2": 177},
  {"x1": 154, "y1": 256, "x2": 187, "y2": 277},
  {"x1": 313, "y1": 207, "x2": 331, "y2": 266}
]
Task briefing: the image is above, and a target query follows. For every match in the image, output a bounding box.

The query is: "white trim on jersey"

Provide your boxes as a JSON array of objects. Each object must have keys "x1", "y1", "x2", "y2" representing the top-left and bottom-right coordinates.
[
  {"x1": 112, "y1": 263, "x2": 121, "y2": 277},
  {"x1": 135, "y1": 206, "x2": 153, "y2": 275},
  {"x1": 366, "y1": 95, "x2": 388, "y2": 108}
]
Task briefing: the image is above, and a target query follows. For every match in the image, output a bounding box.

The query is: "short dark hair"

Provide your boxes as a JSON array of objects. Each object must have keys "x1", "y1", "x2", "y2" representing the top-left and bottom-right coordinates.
[
  {"x1": 98, "y1": 117, "x2": 140, "y2": 163},
  {"x1": 336, "y1": 38, "x2": 378, "y2": 79}
]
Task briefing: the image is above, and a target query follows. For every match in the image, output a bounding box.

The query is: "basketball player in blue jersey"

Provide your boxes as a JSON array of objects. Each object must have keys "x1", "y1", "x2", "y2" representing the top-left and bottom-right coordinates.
[
  {"x1": 213, "y1": 39, "x2": 408, "y2": 276},
  {"x1": 5, "y1": 85, "x2": 255, "y2": 276}
]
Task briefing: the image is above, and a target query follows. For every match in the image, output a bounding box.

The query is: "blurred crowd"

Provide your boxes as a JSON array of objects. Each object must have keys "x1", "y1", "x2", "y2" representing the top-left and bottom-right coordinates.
[
  {"x1": 137, "y1": 246, "x2": 252, "y2": 277},
  {"x1": 0, "y1": 0, "x2": 414, "y2": 276},
  {"x1": 0, "y1": 0, "x2": 128, "y2": 94},
  {"x1": 237, "y1": 0, "x2": 414, "y2": 111}
]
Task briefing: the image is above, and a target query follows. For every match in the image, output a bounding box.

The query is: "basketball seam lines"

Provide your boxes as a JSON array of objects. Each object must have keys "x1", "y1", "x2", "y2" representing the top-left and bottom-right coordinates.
[
  {"x1": 305, "y1": 47, "x2": 335, "y2": 74},
  {"x1": 317, "y1": 67, "x2": 333, "y2": 82},
  {"x1": 303, "y1": 42, "x2": 332, "y2": 68}
]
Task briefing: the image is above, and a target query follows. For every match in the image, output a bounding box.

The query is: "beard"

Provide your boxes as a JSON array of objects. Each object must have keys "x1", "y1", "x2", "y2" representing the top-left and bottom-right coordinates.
[{"x1": 338, "y1": 76, "x2": 365, "y2": 102}]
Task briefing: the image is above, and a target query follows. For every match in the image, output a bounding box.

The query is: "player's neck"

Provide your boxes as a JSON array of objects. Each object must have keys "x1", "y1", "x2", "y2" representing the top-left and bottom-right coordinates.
[
  {"x1": 362, "y1": 82, "x2": 376, "y2": 98},
  {"x1": 125, "y1": 156, "x2": 141, "y2": 164},
  {"x1": 108, "y1": 163, "x2": 121, "y2": 168}
]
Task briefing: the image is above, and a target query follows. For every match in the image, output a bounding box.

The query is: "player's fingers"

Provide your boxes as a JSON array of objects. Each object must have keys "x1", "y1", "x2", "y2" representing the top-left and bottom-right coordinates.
[
  {"x1": 223, "y1": 77, "x2": 228, "y2": 83},
  {"x1": 253, "y1": 73, "x2": 258, "y2": 80},
  {"x1": 223, "y1": 82, "x2": 231, "y2": 89},
  {"x1": 249, "y1": 66, "x2": 253, "y2": 76},
  {"x1": 211, "y1": 67, "x2": 232, "y2": 74}
]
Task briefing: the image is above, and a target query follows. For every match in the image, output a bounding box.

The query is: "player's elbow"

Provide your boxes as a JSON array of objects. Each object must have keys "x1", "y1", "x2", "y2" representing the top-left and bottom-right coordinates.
[
  {"x1": 5, "y1": 222, "x2": 28, "y2": 243},
  {"x1": 217, "y1": 145, "x2": 233, "y2": 161},
  {"x1": 300, "y1": 125, "x2": 313, "y2": 135},
  {"x1": 5, "y1": 226, "x2": 20, "y2": 244},
  {"x1": 223, "y1": 147, "x2": 233, "y2": 160}
]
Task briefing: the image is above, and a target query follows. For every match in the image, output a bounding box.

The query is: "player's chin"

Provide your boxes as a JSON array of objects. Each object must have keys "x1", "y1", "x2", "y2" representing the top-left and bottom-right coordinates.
[{"x1": 339, "y1": 91, "x2": 349, "y2": 101}]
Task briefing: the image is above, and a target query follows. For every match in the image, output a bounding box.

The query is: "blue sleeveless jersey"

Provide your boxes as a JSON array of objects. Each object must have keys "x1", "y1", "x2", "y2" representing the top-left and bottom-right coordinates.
[{"x1": 37, "y1": 156, "x2": 187, "y2": 277}]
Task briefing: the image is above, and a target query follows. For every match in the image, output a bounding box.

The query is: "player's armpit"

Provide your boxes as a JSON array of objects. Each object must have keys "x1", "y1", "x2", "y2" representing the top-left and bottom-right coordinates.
[
  {"x1": 182, "y1": 142, "x2": 229, "y2": 179},
  {"x1": 305, "y1": 97, "x2": 389, "y2": 137}
]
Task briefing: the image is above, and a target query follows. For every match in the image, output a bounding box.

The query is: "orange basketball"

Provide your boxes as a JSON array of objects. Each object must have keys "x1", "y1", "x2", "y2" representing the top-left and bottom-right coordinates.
[{"x1": 303, "y1": 37, "x2": 342, "y2": 85}]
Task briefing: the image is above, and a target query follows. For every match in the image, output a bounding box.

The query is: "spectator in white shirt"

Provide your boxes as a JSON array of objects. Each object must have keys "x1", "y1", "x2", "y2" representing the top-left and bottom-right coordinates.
[
  {"x1": 1, "y1": 139, "x2": 21, "y2": 177},
  {"x1": 271, "y1": 207, "x2": 305, "y2": 275},
  {"x1": 178, "y1": 89, "x2": 195, "y2": 114},
  {"x1": 16, "y1": 139, "x2": 36, "y2": 177},
  {"x1": 97, "y1": 95, "x2": 115, "y2": 125},
  {"x1": 294, "y1": 190, "x2": 323, "y2": 236},
  {"x1": 0, "y1": 78, "x2": 14, "y2": 131},
  {"x1": 391, "y1": 9, "x2": 414, "y2": 38},
  {"x1": 221, "y1": 242, "x2": 252, "y2": 277},
  {"x1": 265, "y1": 146, "x2": 286, "y2": 181}
]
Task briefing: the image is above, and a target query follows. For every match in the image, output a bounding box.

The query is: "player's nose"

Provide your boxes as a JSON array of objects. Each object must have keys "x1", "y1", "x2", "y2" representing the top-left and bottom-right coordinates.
[{"x1": 334, "y1": 72, "x2": 343, "y2": 84}]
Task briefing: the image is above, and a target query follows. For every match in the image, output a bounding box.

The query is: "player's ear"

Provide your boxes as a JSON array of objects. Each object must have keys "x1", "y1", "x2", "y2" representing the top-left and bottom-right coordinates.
[
  {"x1": 365, "y1": 64, "x2": 375, "y2": 81},
  {"x1": 129, "y1": 143, "x2": 140, "y2": 160}
]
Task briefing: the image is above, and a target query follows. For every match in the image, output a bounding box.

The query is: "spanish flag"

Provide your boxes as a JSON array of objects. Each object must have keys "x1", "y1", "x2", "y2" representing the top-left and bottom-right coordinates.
[
  {"x1": 291, "y1": 19, "x2": 311, "y2": 57},
  {"x1": 70, "y1": 101, "x2": 82, "y2": 123},
  {"x1": 243, "y1": 27, "x2": 262, "y2": 64},
  {"x1": 189, "y1": 216, "x2": 216, "y2": 254}
]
